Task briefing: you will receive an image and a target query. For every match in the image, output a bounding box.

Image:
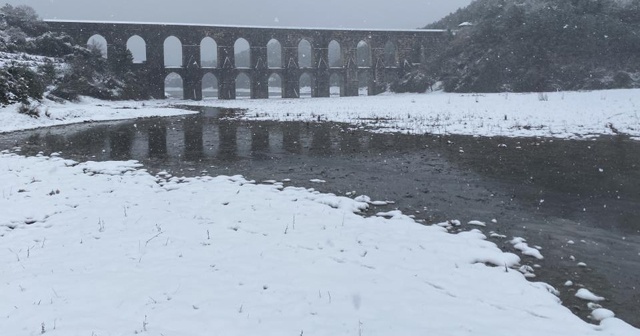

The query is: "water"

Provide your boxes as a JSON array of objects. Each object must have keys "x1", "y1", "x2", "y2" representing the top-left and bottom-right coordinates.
[{"x1": 1, "y1": 108, "x2": 639, "y2": 326}]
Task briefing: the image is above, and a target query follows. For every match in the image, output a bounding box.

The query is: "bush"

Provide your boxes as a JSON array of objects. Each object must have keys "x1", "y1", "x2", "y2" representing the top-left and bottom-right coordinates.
[
  {"x1": 37, "y1": 60, "x2": 58, "y2": 87},
  {"x1": 17, "y1": 102, "x2": 40, "y2": 118},
  {"x1": 8, "y1": 65, "x2": 45, "y2": 100},
  {"x1": 26, "y1": 32, "x2": 76, "y2": 57},
  {"x1": 51, "y1": 44, "x2": 151, "y2": 101},
  {"x1": 0, "y1": 65, "x2": 44, "y2": 106},
  {"x1": 3, "y1": 26, "x2": 28, "y2": 52},
  {"x1": 390, "y1": 70, "x2": 435, "y2": 93}
]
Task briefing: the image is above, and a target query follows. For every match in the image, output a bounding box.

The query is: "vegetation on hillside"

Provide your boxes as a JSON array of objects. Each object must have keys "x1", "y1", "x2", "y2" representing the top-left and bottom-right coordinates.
[
  {"x1": 0, "y1": 4, "x2": 149, "y2": 110},
  {"x1": 393, "y1": 0, "x2": 640, "y2": 93}
]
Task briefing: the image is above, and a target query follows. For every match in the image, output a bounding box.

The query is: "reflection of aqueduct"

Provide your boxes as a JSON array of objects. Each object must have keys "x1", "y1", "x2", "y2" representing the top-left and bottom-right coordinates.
[
  {"x1": 46, "y1": 20, "x2": 447, "y2": 100},
  {"x1": 95, "y1": 114, "x2": 415, "y2": 162}
]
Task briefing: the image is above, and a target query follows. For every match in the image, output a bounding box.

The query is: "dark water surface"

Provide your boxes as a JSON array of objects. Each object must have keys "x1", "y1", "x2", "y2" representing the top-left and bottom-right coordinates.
[{"x1": 1, "y1": 108, "x2": 639, "y2": 327}]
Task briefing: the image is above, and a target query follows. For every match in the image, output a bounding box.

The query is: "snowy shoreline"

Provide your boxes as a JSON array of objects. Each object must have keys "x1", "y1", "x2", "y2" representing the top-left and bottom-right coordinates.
[
  {"x1": 187, "y1": 89, "x2": 640, "y2": 141},
  {"x1": 0, "y1": 98, "x2": 197, "y2": 134},
  {"x1": 1, "y1": 152, "x2": 638, "y2": 335}
]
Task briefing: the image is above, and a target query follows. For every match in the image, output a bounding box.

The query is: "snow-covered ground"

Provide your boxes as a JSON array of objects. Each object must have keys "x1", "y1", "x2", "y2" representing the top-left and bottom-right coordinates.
[
  {"x1": 185, "y1": 89, "x2": 640, "y2": 140},
  {"x1": 1, "y1": 152, "x2": 638, "y2": 335},
  {"x1": 1, "y1": 90, "x2": 640, "y2": 334},
  {"x1": 0, "y1": 98, "x2": 196, "y2": 134}
]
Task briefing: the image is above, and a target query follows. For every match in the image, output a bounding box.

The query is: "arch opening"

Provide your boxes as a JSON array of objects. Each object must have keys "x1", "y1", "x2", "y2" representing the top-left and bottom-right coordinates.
[
  {"x1": 328, "y1": 40, "x2": 342, "y2": 68},
  {"x1": 87, "y1": 34, "x2": 107, "y2": 58},
  {"x1": 299, "y1": 72, "x2": 314, "y2": 98},
  {"x1": 330, "y1": 73, "x2": 343, "y2": 97},
  {"x1": 234, "y1": 38, "x2": 250, "y2": 68},
  {"x1": 126, "y1": 35, "x2": 146, "y2": 64},
  {"x1": 356, "y1": 41, "x2": 371, "y2": 68},
  {"x1": 384, "y1": 41, "x2": 398, "y2": 67},
  {"x1": 267, "y1": 39, "x2": 282, "y2": 68},
  {"x1": 165, "y1": 72, "x2": 184, "y2": 99},
  {"x1": 202, "y1": 73, "x2": 218, "y2": 99},
  {"x1": 268, "y1": 73, "x2": 282, "y2": 98},
  {"x1": 201, "y1": 37, "x2": 218, "y2": 68},
  {"x1": 298, "y1": 39, "x2": 312, "y2": 69},
  {"x1": 235, "y1": 72, "x2": 251, "y2": 99},
  {"x1": 164, "y1": 36, "x2": 183, "y2": 68}
]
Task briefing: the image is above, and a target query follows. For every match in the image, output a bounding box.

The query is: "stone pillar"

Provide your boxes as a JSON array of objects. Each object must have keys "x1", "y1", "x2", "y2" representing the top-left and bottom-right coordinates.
[
  {"x1": 313, "y1": 38, "x2": 330, "y2": 98},
  {"x1": 183, "y1": 37, "x2": 202, "y2": 100},
  {"x1": 282, "y1": 39, "x2": 299, "y2": 98},
  {"x1": 146, "y1": 37, "x2": 166, "y2": 99},
  {"x1": 370, "y1": 41, "x2": 387, "y2": 96},
  {"x1": 218, "y1": 37, "x2": 236, "y2": 100},
  {"x1": 343, "y1": 39, "x2": 359, "y2": 97},
  {"x1": 251, "y1": 39, "x2": 269, "y2": 99}
]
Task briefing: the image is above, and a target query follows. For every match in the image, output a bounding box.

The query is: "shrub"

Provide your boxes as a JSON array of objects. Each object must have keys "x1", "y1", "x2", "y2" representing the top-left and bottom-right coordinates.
[
  {"x1": 26, "y1": 32, "x2": 76, "y2": 57},
  {"x1": 37, "y1": 60, "x2": 58, "y2": 87},
  {"x1": 17, "y1": 102, "x2": 40, "y2": 118},
  {"x1": 390, "y1": 70, "x2": 435, "y2": 93},
  {"x1": 0, "y1": 65, "x2": 44, "y2": 106}
]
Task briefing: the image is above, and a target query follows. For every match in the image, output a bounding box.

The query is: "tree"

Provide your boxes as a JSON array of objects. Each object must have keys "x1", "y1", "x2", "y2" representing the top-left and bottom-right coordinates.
[{"x1": 0, "y1": 4, "x2": 47, "y2": 35}]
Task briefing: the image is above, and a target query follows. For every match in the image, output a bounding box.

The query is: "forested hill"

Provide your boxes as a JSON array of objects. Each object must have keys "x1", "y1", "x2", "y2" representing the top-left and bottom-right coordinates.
[{"x1": 394, "y1": 0, "x2": 640, "y2": 93}]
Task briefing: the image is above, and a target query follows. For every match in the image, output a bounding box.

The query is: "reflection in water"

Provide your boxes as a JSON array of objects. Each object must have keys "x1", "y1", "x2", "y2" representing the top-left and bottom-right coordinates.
[
  {"x1": 218, "y1": 120, "x2": 238, "y2": 160},
  {"x1": 109, "y1": 125, "x2": 135, "y2": 160},
  {"x1": 340, "y1": 130, "x2": 361, "y2": 153},
  {"x1": 282, "y1": 123, "x2": 301, "y2": 154},
  {"x1": 310, "y1": 123, "x2": 332, "y2": 155},
  {"x1": 148, "y1": 121, "x2": 168, "y2": 158},
  {"x1": 184, "y1": 116, "x2": 204, "y2": 161},
  {"x1": 250, "y1": 123, "x2": 270, "y2": 153}
]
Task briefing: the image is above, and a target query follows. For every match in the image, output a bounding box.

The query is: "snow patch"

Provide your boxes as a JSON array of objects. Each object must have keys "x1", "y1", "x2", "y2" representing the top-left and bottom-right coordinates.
[{"x1": 576, "y1": 288, "x2": 606, "y2": 302}]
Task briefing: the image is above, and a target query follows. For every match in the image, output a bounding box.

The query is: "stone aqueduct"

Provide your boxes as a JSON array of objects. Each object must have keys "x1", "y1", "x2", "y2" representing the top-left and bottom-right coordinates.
[{"x1": 45, "y1": 20, "x2": 447, "y2": 100}]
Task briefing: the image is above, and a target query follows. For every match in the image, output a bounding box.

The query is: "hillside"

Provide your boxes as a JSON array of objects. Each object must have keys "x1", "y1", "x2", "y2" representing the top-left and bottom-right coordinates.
[
  {"x1": 394, "y1": 0, "x2": 640, "y2": 93},
  {"x1": 0, "y1": 4, "x2": 149, "y2": 110}
]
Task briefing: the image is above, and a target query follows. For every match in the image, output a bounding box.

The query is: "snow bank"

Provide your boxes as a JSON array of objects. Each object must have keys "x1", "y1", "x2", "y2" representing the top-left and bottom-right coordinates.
[
  {"x1": 0, "y1": 97, "x2": 196, "y2": 134},
  {"x1": 186, "y1": 89, "x2": 640, "y2": 140},
  {"x1": 0, "y1": 152, "x2": 637, "y2": 335}
]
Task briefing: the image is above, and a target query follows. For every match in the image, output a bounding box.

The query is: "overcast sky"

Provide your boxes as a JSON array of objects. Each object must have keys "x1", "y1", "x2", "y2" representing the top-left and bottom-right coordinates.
[{"x1": 4, "y1": 0, "x2": 471, "y2": 29}]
